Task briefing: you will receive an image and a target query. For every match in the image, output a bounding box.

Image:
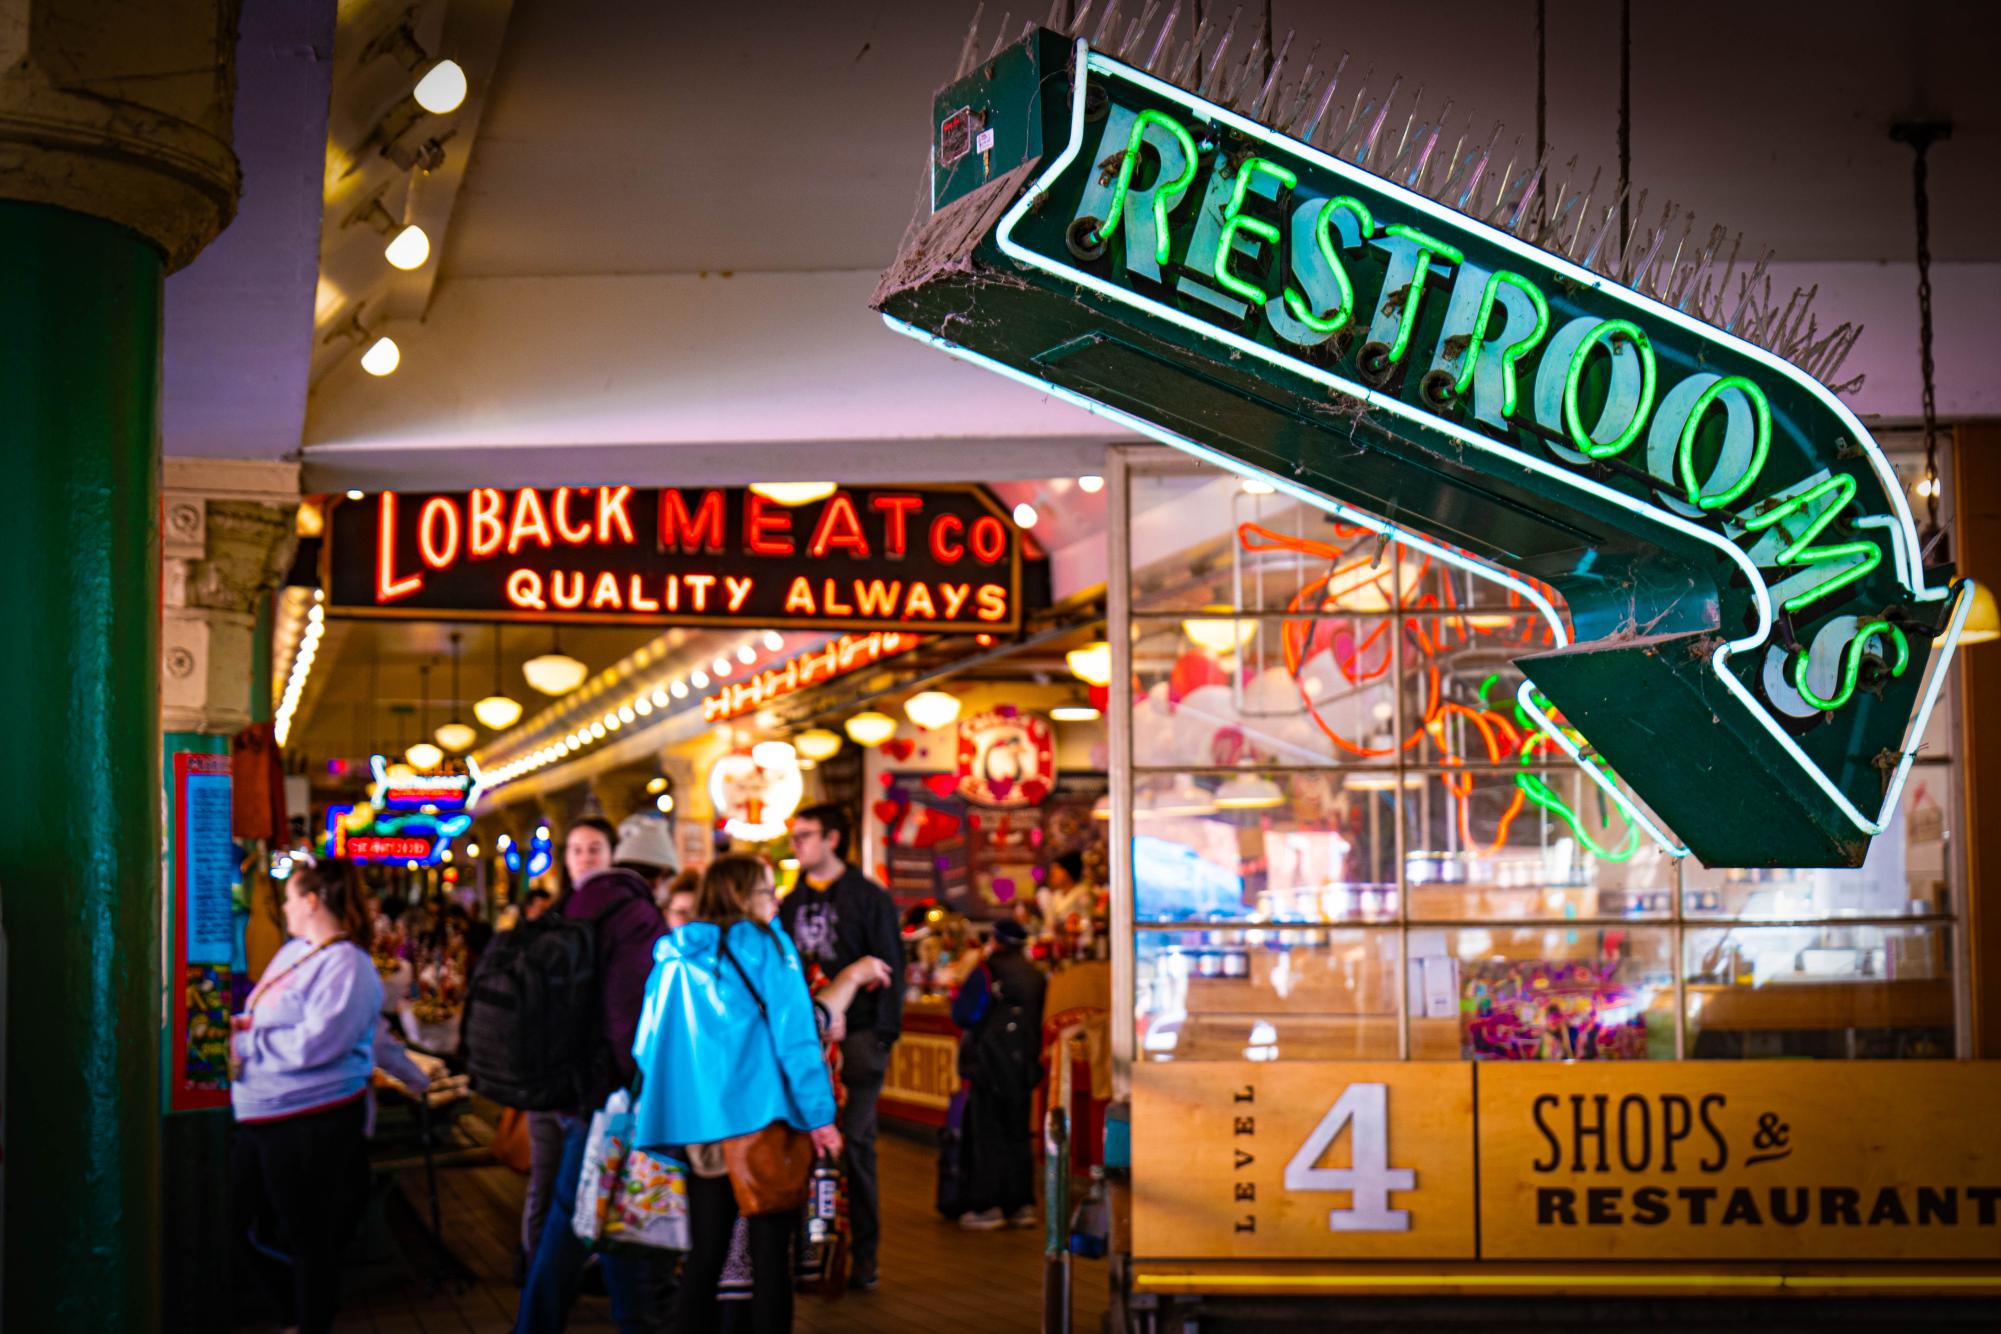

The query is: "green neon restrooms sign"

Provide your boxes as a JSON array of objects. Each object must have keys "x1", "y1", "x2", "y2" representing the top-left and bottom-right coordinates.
[{"x1": 875, "y1": 31, "x2": 1970, "y2": 867}]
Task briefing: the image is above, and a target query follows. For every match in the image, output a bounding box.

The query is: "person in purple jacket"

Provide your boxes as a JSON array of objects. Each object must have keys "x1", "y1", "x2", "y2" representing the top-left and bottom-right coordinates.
[
  {"x1": 514, "y1": 860, "x2": 672, "y2": 1333},
  {"x1": 230, "y1": 856, "x2": 384, "y2": 1334}
]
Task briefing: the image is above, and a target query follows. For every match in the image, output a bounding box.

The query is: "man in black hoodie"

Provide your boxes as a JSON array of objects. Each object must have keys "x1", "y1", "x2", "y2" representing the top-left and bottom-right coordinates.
[{"x1": 779, "y1": 802, "x2": 902, "y2": 1291}]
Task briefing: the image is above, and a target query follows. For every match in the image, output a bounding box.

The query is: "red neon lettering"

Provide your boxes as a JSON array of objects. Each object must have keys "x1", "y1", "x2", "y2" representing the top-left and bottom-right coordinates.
[
  {"x1": 822, "y1": 579, "x2": 854, "y2": 616},
  {"x1": 784, "y1": 577, "x2": 815, "y2": 615},
  {"x1": 661, "y1": 490, "x2": 725, "y2": 553},
  {"x1": 597, "y1": 486, "x2": 635, "y2": 544},
  {"x1": 970, "y1": 515, "x2": 1008, "y2": 563},
  {"x1": 664, "y1": 576, "x2": 678, "y2": 612},
  {"x1": 553, "y1": 487, "x2": 594, "y2": 544},
  {"x1": 745, "y1": 494, "x2": 795, "y2": 555},
  {"x1": 376, "y1": 492, "x2": 423, "y2": 602},
  {"x1": 725, "y1": 575, "x2": 754, "y2": 613},
  {"x1": 469, "y1": 488, "x2": 505, "y2": 557},
  {"x1": 508, "y1": 489, "x2": 553, "y2": 553},
  {"x1": 976, "y1": 584, "x2": 1008, "y2": 620},
  {"x1": 904, "y1": 582, "x2": 938, "y2": 619},
  {"x1": 628, "y1": 574, "x2": 660, "y2": 612},
  {"x1": 685, "y1": 573, "x2": 716, "y2": 611},
  {"x1": 854, "y1": 579, "x2": 901, "y2": 617},
  {"x1": 551, "y1": 571, "x2": 585, "y2": 608},
  {"x1": 589, "y1": 571, "x2": 623, "y2": 609},
  {"x1": 418, "y1": 496, "x2": 461, "y2": 569},
  {"x1": 930, "y1": 514, "x2": 965, "y2": 564},
  {"x1": 940, "y1": 583, "x2": 971, "y2": 619},
  {"x1": 808, "y1": 493, "x2": 870, "y2": 559},
  {"x1": 870, "y1": 494, "x2": 922, "y2": 556}
]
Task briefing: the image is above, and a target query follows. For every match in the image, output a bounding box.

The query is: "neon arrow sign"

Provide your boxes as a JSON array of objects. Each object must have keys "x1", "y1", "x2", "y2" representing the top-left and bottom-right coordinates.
[{"x1": 874, "y1": 29, "x2": 1973, "y2": 867}]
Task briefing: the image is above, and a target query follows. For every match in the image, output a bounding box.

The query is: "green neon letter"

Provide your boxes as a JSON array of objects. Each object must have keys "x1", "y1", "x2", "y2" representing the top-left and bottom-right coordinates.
[
  {"x1": 1278, "y1": 195, "x2": 1373, "y2": 336},
  {"x1": 1676, "y1": 375, "x2": 1772, "y2": 511},
  {"x1": 1791, "y1": 618, "x2": 1909, "y2": 711},
  {"x1": 1738, "y1": 471, "x2": 1884, "y2": 614},
  {"x1": 1451, "y1": 271, "x2": 1550, "y2": 419},
  {"x1": 1211, "y1": 157, "x2": 1297, "y2": 307},
  {"x1": 1561, "y1": 319, "x2": 1657, "y2": 460},
  {"x1": 1366, "y1": 224, "x2": 1464, "y2": 366},
  {"x1": 1074, "y1": 107, "x2": 1198, "y2": 284}
]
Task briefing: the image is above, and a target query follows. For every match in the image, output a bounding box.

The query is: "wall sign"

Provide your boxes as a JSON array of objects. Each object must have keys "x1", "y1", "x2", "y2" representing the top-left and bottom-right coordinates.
[
  {"x1": 370, "y1": 752, "x2": 483, "y2": 811},
  {"x1": 955, "y1": 705, "x2": 1056, "y2": 807},
  {"x1": 707, "y1": 744, "x2": 805, "y2": 842},
  {"x1": 702, "y1": 630, "x2": 924, "y2": 723},
  {"x1": 1132, "y1": 1061, "x2": 2001, "y2": 1264},
  {"x1": 326, "y1": 484, "x2": 1027, "y2": 634},
  {"x1": 873, "y1": 30, "x2": 1971, "y2": 868},
  {"x1": 168, "y1": 751, "x2": 235, "y2": 1113}
]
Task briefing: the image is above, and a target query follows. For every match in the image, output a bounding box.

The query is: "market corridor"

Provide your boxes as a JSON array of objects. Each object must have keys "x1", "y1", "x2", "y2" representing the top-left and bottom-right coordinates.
[{"x1": 296, "y1": 1117, "x2": 1110, "y2": 1333}]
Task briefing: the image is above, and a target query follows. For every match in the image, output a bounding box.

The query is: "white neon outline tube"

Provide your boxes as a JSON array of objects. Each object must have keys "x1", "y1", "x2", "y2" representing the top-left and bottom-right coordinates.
[{"x1": 972, "y1": 37, "x2": 1965, "y2": 846}]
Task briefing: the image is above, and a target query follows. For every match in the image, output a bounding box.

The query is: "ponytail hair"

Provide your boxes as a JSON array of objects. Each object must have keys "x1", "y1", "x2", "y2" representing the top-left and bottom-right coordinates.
[{"x1": 292, "y1": 857, "x2": 374, "y2": 952}]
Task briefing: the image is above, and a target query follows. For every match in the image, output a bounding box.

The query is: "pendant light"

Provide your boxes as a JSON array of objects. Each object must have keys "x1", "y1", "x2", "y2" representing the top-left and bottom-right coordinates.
[
  {"x1": 795, "y1": 728, "x2": 843, "y2": 761},
  {"x1": 844, "y1": 711, "x2": 897, "y2": 747},
  {"x1": 405, "y1": 663, "x2": 444, "y2": 771},
  {"x1": 1066, "y1": 641, "x2": 1112, "y2": 686},
  {"x1": 903, "y1": 690, "x2": 962, "y2": 731},
  {"x1": 749, "y1": 482, "x2": 837, "y2": 506},
  {"x1": 474, "y1": 625, "x2": 523, "y2": 729},
  {"x1": 434, "y1": 631, "x2": 478, "y2": 752},
  {"x1": 523, "y1": 626, "x2": 587, "y2": 696}
]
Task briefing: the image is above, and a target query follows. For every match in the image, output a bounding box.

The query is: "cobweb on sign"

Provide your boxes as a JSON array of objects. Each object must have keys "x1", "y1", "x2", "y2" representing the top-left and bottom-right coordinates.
[{"x1": 945, "y1": 1, "x2": 1864, "y2": 394}]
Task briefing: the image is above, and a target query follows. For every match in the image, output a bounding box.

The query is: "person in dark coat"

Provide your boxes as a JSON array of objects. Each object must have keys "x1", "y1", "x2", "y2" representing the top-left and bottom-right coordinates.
[
  {"x1": 777, "y1": 802, "x2": 903, "y2": 1290},
  {"x1": 514, "y1": 864, "x2": 671, "y2": 1332},
  {"x1": 950, "y1": 919, "x2": 1047, "y2": 1230}
]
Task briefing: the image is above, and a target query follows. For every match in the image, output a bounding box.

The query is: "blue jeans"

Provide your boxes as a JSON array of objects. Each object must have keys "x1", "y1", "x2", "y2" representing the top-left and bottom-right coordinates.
[{"x1": 513, "y1": 1113, "x2": 667, "y2": 1333}]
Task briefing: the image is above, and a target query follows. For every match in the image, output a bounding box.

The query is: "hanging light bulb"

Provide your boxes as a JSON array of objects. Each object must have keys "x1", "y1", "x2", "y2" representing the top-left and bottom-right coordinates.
[
  {"x1": 903, "y1": 690, "x2": 962, "y2": 731},
  {"x1": 1077, "y1": 475, "x2": 1104, "y2": 493},
  {"x1": 1050, "y1": 702, "x2": 1101, "y2": 722},
  {"x1": 737, "y1": 643, "x2": 758, "y2": 664},
  {"x1": 1214, "y1": 772, "x2": 1286, "y2": 809},
  {"x1": 1241, "y1": 477, "x2": 1276, "y2": 495},
  {"x1": 405, "y1": 740, "x2": 443, "y2": 770},
  {"x1": 656, "y1": 793, "x2": 676, "y2": 813},
  {"x1": 646, "y1": 776, "x2": 670, "y2": 795},
  {"x1": 763, "y1": 630, "x2": 784, "y2": 651},
  {"x1": 412, "y1": 58, "x2": 468, "y2": 114},
  {"x1": 1012, "y1": 501, "x2": 1039, "y2": 528},
  {"x1": 1183, "y1": 613, "x2": 1257, "y2": 654},
  {"x1": 1066, "y1": 641, "x2": 1113, "y2": 686},
  {"x1": 794, "y1": 728, "x2": 843, "y2": 761},
  {"x1": 749, "y1": 482, "x2": 836, "y2": 506},
  {"x1": 1962, "y1": 581, "x2": 1999, "y2": 646},
  {"x1": 523, "y1": 628, "x2": 586, "y2": 695},
  {"x1": 434, "y1": 630, "x2": 477, "y2": 751},
  {"x1": 360, "y1": 336, "x2": 400, "y2": 376},
  {"x1": 384, "y1": 223, "x2": 431, "y2": 270},
  {"x1": 844, "y1": 712, "x2": 897, "y2": 747}
]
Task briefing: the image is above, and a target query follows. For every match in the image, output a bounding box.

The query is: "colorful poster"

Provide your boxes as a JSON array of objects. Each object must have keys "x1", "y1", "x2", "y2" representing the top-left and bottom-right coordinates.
[
  {"x1": 168, "y1": 751, "x2": 234, "y2": 1113},
  {"x1": 1460, "y1": 959, "x2": 1647, "y2": 1061}
]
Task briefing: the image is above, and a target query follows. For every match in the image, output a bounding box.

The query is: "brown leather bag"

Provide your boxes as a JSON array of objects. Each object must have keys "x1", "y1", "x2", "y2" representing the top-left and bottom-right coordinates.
[
  {"x1": 718, "y1": 933, "x2": 817, "y2": 1215},
  {"x1": 720, "y1": 1120, "x2": 814, "y2": 1215}
]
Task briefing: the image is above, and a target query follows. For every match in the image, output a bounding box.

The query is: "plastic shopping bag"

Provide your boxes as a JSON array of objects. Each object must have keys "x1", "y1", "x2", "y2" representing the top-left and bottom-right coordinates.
[{"x1": 572, "y1": 1089, "x2": 689, "y2": 1253}]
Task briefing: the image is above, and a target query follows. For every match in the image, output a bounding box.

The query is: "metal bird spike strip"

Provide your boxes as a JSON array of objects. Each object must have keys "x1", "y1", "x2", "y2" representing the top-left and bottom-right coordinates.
[{"x1": 954, "y1": 6, "x2": 1864, "y2": 391}]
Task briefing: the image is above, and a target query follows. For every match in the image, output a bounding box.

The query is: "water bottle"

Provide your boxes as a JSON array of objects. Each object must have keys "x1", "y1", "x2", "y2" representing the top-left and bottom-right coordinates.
[{"x1": 805, "y1": 1152, "x2": 840, "y2": 1250}]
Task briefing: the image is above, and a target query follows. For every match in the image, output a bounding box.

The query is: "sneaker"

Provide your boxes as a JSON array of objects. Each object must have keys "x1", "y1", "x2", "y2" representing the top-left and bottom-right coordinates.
[
  {"x1": 849, "y1": 1265, "x2": 880, "y2": 1291},
  {"x1": 958, "y1": 1207, "x2": 1006, "y2": 1231},
  {"x1": 1007, "y1": 1206, "x2": 1039, "y2": 1229}
]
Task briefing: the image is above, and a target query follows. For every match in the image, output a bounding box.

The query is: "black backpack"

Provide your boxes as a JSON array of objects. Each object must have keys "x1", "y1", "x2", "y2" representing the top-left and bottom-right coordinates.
[
  {"x1": 956, "y1": 963, "x2": 1042, "y2": 1094},
  {"x1": 463, "y1": 901, "x2": 622, "y2": 1110}
]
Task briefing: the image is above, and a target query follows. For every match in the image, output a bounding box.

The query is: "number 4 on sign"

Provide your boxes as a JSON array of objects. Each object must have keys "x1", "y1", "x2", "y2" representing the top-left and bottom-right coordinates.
[{"x1": 1282, "y1": 1083, "x2": 1416, "y2": 1232}]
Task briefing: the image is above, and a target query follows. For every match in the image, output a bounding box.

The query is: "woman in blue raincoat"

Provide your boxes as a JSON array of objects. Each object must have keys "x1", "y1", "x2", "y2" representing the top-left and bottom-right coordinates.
[{"x1": 632, "y1": 854, "x2": 839, "y2": 1333}]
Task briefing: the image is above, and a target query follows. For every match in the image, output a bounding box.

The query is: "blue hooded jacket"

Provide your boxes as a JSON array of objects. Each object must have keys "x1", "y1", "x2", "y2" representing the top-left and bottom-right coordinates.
[{"x1": 630, "y1": 918, "x2": 837, "y2": 1149}]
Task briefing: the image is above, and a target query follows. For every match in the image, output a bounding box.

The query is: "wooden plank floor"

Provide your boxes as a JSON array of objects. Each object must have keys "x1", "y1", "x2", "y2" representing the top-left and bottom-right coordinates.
[{"x1": 259, "y1": 1121, "x2": 1111, "y2": 1332}]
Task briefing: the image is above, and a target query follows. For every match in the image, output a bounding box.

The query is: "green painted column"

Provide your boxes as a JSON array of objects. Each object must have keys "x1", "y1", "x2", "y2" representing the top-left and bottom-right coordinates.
[{"x1": 0, "y1": 199, "x2": 167, "y2": 1329}]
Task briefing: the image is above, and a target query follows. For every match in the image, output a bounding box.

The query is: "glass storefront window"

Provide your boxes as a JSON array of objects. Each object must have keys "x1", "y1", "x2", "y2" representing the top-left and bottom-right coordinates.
[
  {"x1": 1115, "y1": 446, "x2": 1966, "y2": 1062},
  {"x1": 1683, "y1": 924, "x2": 1954, "y2": 1059},
  {"x1": 1136, "y1": 928, "x2": 1401, "y2": 1061}
]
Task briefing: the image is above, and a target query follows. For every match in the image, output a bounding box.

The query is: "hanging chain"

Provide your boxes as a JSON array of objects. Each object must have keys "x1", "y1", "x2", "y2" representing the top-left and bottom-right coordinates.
[{"x1": 1893, "y1": 120, "x2": 1950, "y2": 545}]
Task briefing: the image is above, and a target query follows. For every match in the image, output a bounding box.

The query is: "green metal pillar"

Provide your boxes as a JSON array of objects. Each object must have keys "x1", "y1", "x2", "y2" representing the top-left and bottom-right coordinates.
[{"x1": 0, "y1": 199, "x2": 166, "y2": 1328}]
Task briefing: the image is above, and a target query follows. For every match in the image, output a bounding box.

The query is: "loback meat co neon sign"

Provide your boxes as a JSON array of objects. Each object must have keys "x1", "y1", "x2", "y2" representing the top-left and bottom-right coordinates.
[
  {"x1": 325, "y1": 485, "x2": 1027, "y2": 634},
  {"x1": 874, "y1": 30, "x2": 1972, "y2": 867}
]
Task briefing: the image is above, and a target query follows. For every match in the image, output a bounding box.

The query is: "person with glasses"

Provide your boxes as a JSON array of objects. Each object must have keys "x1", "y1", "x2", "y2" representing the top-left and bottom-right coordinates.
[{"x1": 775, "y1": 803, "x2": 902, "y2": 1291}]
